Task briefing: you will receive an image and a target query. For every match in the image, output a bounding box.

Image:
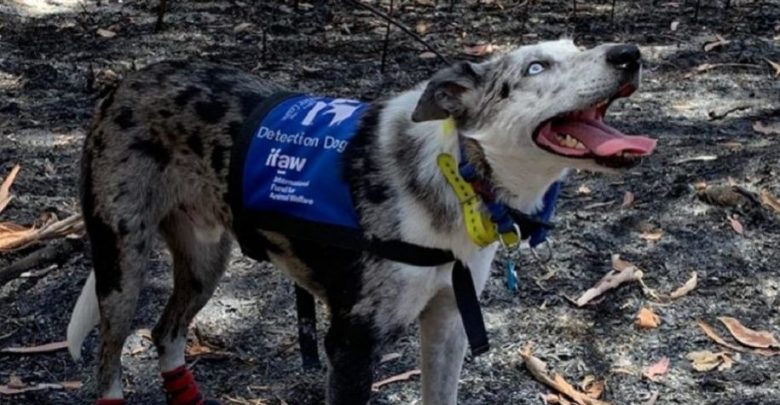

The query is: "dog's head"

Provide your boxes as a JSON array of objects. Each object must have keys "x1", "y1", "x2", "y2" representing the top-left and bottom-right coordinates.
[{"x1": 412, "y1": 39, "x2": 656, "y2": 179}]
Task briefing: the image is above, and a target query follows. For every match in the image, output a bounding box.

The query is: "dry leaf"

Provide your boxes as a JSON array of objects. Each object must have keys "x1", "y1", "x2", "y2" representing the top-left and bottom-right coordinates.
[
  {"x1": 636, "y1": 308, "x2": 661, "y2": 329},
  {"x1": 0, "y1": 214, "x2": 83, "y2": 252},
  {"x1": 96, "y1": 28, "x2": 117, "y2": 38},
  {"x1": 583, "y1": 201, "x2": 615, "y2": 210},
  {"x1": 718, "y1": 141, "x2": 743, "y2": 150},
  {"x1": 675, "y1": 155, "x2": 717, "y2": 164},
  {"x1": 577, "y1": 185, "x2": 592, "y2": 195},
  {"x1": 0, "y1": 164, "x2": 20, "y2": 215},
  {"x1": 698, "y1": 321, "x2": 746, "y2": 352},
  {"x1": 137, "y1": 328, "x2": 153, "y2": 341},
  {"x1": 0, "y1": 381, "x2": 74, "y2": 395},
  {"x1": 621, "y1": 191, "x2": 635, "y2": 208},
  {"x1": 670, "y1": 21, "x2": 679, "y2": 31},
  {"x1": 380, "y1": 352, "x2": 401, "y2": 363},
  {"x1": 415, "y1": 20, "x2": 429, "y2": 35},
  {"x1": 0, "y1": 222, "x2": 28, "y2": 233},
  {"x1": 463, "y1": 43, "x2": 494, "y2": 56},
  {"x1": 520, "y1": 344, "x2": 611, "y2": 405},
  {"x1": 580, "y1": 376, "x2": 605, "y2": 399},
  {"x1": 686, "y1": 351, "x2": 734, "y2": 372},
  {"x1": 575, "y1": 256, "x2": 643, "y2": 307},
  {"x1": 760, "y1": 190, "x2": 780, "y2": 214},
  {"x1": 639, "y1": 229, "x2": 663, "y2": 241},
  {"x1": 718, "y1": 317, "x2": 780, "y2": 349},
  {"x1": 718, "y1": 353, "x2": 735, "y2": 371},
  {"x1": 233, "y1": 22, "x2": 254, "y2": 33},
  {"x1": 418, "y1": 51, "x2": 437, "y2": 59},
  {"x1": 611, "y1": 254, "x2": 632, "y2": 271},
  {"x1": 703, "y1": 35, "x2": 730, "y2": 52},
  {"x1": 669, "y1": 272, "x2": 698, "y2": 299},
  {"x1": 542, "y1": 393, "x2": 574, "y2": 405},
  {"x1": 687, "y1": 351, "x2": 724, "y2": 372},
  {"x1": 1, "y1": 340, "x2": 68, "y2": 354},
  {"x1": 642, "y1": 357, "x2": 670, "y2": 381},
  {"x1": 729, "y1": 216, "x2": 744, "y2": 235},
  {"x1": 8, "y1": 375, "x2": 24, "y2": 389},
  {"x1": 59, "y1": 381, "x2": 83, "y2": 390},
  {"x1": 185, "y1": 338, "x2": 230, "y2": 360},
  {"x1": 371, "y1": 369, "x2": 421, "y2": 392},
  {"x1": 752, "y1": 121, "x2": 780, "y2": 135},
  {"x1": 765, "y1": 58, "x2": 780, "y2": 77}
]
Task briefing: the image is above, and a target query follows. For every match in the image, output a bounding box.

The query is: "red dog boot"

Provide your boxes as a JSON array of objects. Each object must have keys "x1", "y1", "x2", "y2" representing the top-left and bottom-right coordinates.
[{"x1": 161, "y1": 365, "x2": 219, "y2": 405}]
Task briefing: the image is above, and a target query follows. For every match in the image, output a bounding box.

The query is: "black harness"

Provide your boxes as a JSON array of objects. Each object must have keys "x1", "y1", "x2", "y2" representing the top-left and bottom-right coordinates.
[{"x1": 228, "y1": 93, "x2": 556, "y2": 369}]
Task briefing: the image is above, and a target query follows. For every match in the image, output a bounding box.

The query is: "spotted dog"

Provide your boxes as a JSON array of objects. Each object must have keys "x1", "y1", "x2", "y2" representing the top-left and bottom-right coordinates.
[{"x1": 67, "y1": 40, "x2": 656, "y2": 405}]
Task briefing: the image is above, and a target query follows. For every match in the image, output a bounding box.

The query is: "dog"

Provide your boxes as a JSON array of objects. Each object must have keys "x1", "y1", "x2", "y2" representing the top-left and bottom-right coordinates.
[{"x1": 67, "y1": 39, "x2": 656, "y2": 405}]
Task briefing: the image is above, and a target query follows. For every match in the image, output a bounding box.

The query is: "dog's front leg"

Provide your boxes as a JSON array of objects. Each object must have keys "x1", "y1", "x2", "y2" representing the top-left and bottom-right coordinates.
[
  {"x1": 419, "y1": 288, "x2": 467, "y2": 405},
  {"x1": 324, "y1": 316, "x2": 375, "y2": 405},
  {"x1": 419, "y1": 244, "x2": 499, "y2": 405}
]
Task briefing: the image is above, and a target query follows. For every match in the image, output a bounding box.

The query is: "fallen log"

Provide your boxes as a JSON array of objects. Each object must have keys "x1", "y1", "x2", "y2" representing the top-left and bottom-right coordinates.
[{"x1": 0, "y1": 238, "x2": 82, "y2": 287}]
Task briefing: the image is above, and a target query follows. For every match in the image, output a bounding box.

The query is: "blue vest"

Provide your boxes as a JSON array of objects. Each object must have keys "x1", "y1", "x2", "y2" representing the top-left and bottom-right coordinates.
[{"x1": 229, "y1": 93, "x2": 371, "y2": 252}]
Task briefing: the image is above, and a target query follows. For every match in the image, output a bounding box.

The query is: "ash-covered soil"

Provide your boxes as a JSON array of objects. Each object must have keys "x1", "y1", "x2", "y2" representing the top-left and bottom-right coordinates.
[{"x1": 1, "y1": 1, "x2": 779, "y2": 404}]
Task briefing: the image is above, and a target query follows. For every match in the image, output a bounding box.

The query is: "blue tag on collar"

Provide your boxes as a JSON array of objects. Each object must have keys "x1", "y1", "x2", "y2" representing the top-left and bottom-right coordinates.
[{"x1": 506, "y1": 259, "x2": 518, "y2": 292}]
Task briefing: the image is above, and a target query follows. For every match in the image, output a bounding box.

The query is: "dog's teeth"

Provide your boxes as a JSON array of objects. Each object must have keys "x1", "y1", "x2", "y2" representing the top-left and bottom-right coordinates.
[{"x1": 556, "y1": 133, "x2": 585, "y2": 149}]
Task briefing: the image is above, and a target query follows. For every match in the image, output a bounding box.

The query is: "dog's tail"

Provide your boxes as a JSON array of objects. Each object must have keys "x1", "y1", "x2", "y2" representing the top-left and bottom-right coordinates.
[{"x1": 67, "y1": 271, "x2": 100, "y2": 360}]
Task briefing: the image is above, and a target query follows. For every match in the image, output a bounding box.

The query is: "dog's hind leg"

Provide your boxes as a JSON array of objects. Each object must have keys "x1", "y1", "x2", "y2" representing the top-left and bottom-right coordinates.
[
  {"x1": 152, "y1": 208, "x2": 231, "y2": 404},
  {"x1": 79, "y1": 145, "x2": 162, "y2": 402}
]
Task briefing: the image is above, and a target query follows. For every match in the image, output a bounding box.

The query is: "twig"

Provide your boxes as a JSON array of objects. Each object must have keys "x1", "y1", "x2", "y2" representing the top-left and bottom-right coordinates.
[
  {"x1": 732, "y1": 185, "x2": 762, "y2": 206},
  {"x1": 611, "y1": 0, "x2": 617, "y2": 23},
  {"x1": 155, "y1": 0, "x2": 168, "y2": 32},
  {"x1": 520, "y1": 344, "x2": 610, "y2": 405},
  {"x1": 371, "y1": 369, "x2": 421, "y2": 392},
  {"x1": 708, "y1": 105, "x2": 750, "y2": 120},
  {"x1": 380, "y1": 0, "x2": 394, "y2": 74},
  {"x1": 685, "y1": 63, "x2": 762, "y2": 78},
  {"x1": 345, "y1": 0, "x2": 451, "y2": 65},
  {"x1": 0, "y1": 213, "x2": 84, "y2": 252},
  {"x1": 575, "y1": 256, "x2": 644, "y2": 306},
  {"x1": 0, "y1": 239, "x2": 82, "y2": 287}
]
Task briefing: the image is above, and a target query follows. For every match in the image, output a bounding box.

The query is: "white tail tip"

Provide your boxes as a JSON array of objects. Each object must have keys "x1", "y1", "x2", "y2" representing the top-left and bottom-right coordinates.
[{"x1": 67, "y1": 271, "x2": 100, "y2": 361}]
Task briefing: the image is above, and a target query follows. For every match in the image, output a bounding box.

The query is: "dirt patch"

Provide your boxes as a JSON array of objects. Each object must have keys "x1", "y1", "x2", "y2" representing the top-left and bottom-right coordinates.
[{"x1": 1, "y1": 1, "x2": 779, "y2": 404}]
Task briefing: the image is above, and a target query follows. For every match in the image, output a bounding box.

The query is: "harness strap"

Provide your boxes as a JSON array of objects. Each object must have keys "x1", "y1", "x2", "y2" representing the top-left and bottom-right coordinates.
[
  {"x1": 295, "y1": 285, "x2": 321, "y2": 370},
  {"x1": 451, "y1": 260, "x2": 490, "y2": 356},
  {"x1": 364, "y1": 238, "x2": 455, "y2": 266}
]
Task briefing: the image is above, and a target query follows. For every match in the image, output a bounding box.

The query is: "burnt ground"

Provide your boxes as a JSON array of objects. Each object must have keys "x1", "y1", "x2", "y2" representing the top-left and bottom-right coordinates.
[{"x1": 1, "y1": 0, "x2": 780, "y2": 404}]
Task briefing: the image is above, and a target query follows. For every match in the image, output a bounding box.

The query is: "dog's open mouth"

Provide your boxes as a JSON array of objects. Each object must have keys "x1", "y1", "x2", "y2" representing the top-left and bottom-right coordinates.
[{"x1": 533, "y1": 85, "x2": 656, "y2": 168}]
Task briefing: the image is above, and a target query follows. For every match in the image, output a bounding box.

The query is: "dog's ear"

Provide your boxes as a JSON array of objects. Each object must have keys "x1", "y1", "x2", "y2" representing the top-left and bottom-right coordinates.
[{"x1": 412, "y1": 62, "x2": 483, "y2": 122}]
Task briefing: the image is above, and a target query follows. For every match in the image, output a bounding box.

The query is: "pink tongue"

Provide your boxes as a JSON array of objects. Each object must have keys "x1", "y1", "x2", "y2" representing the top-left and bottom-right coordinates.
[{"x1": 552, "y1": 119, "x2": 656, "y2": 157}]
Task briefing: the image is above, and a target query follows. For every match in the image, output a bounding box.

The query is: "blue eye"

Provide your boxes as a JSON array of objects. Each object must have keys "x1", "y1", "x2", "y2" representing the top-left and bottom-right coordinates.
[{"x1": 526, "y1": 62, "x2": 546, "y2": 76}]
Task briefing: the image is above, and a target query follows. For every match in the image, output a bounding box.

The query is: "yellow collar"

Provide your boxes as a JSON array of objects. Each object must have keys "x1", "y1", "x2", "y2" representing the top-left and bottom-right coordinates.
[{"x1": 436, "y1": 118, "x2": 519, "y2": 248}]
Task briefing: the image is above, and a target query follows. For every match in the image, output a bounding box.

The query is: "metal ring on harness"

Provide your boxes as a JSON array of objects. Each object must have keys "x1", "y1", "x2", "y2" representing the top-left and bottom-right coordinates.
[{"x1": 530, "y1": 237, "x2": 554, "y2": 263}]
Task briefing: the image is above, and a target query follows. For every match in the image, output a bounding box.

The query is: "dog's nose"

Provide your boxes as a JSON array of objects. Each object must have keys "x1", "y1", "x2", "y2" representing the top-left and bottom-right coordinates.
[{"x1": 606, "y1": 44, "x2": 641, "y2": 69}]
